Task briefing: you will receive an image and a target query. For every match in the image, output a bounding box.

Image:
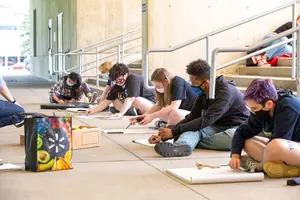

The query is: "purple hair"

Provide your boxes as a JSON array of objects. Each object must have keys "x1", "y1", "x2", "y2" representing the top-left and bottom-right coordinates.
[{"x1": 244, "y1": 79, "x2": 277, "y2": 104}]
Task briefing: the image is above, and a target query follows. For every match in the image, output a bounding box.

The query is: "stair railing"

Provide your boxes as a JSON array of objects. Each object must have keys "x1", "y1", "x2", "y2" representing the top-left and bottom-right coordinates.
[
  {"x1": 142, "y1": 0, "x2": 300, "y2": 91},
  {"x1": 210, "y1": 27, "x2": 299, "y2": 98},
  {"x1": 53, "y1": 27, "x2": 142, "y2": 86}
]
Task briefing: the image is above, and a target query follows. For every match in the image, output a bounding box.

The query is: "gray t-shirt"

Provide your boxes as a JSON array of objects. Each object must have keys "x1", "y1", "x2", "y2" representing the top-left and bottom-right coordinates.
[{"x1": 0, "y1": 76, "x2": 6, "y2": 89}]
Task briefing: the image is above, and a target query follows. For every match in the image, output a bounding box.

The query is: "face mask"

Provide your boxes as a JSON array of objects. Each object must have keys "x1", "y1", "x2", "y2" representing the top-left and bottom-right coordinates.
[
  {"x1": 66, "y1": 79, "x2": 74, "y2": 87},
  {"x1": 156, "y1": 87, "x2": 164, "y2": 93},
  {"x1": 102, "y1": 73, "x2": 109, "y2": 80},
  {"x1": 116, "y1": 80, "x2": 126, "y2": 86},
  {"x1": 191, "y1": 86, "x2": 203, "y2": 96},
  {"x1": 253, "y1": 109, "x2": 270, "y2": 121}
]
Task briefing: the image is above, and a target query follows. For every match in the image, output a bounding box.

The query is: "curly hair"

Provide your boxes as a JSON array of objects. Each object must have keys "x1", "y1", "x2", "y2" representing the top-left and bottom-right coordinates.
[
  {"x1": 109, "y1": 63, "x2": 129, "y2": 81},
  {"x1": 64, "y1": 72, "x2": 82, "y2": 100},
  {"x1": 186, "y1": 59, "x2": 210, "y2": 79}
]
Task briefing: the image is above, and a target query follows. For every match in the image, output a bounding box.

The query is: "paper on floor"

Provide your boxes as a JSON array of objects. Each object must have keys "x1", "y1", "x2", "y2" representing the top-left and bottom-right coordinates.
[
  {"x1": 167, "y1": 166, "x2": 264, "y2": 184},
  {"x1": 66, "y1": 108, "x2": 89, "y2": 112},
  {"x1": 132, "y1": 139, "x2": 173, "y2": 148},
  {"x1": 0, "y1": 163, "x2": 23, "y2": 171}
]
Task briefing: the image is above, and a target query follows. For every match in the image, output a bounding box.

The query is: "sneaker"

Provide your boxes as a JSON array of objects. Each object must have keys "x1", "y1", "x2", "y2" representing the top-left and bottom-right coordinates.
[
  {"x1": 240, "y1": 155, "x2": 260, "y2": 172},
  {"x1": 155, "y1": 120, "x2": 167, "y2": 128},
  {"x1": 263, "y1": 162, "x2": 300, "y2": 178},
  {"x1": 252, "y1": 55, "x2": 262, "y2": 64},
  {"x1": 109, "y1": 106, "x2": 137, "y2": 116},
  {"x1": 89, "y1": 92, "x2": 98, "y2": 104},
  {"x1": 154, "y1": 142, "x2": 192, "y2": 157},
  {"x1": 257, "y1": 59, "x2": 271, "y2": 67}
]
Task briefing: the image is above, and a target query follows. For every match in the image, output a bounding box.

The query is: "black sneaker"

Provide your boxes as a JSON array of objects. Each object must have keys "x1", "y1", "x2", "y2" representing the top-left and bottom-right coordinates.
[
  {"x1": 155, "y1": 120, "x2": 167, "y2": 128},
  {"x1": 154, "y1": 142, "x2": 192, "y2": 157},
  {"x1": 109, "y1": 106, "x2": 137, "y2": 116}
]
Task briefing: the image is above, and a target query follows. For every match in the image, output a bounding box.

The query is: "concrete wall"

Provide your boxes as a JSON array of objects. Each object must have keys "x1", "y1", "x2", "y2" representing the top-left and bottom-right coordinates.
[
  {"x1": 30, "y1": 0, "x2": 77, "y2": 80},
  {"x1": 76, "y1": 0, "x2": 141, "y2": 77},
  {"x1": 147, "y1": 0, "x2": 300, "y2": 79}
]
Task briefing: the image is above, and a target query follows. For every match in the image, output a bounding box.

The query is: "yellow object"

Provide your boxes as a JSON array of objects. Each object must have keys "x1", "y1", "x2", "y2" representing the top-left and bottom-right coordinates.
[
  {"x1": 64, "y1": 151, "x2": 72, "y2": 165},
  {"x1": 263, "y1": 162, "x2": 300, "y2": 178},
  {"x1": 38, "y1": 158, "x2": 55, "y2": 171},
  {"x1": 51, "y1": 157, "x2": 57, "y2": 170}
]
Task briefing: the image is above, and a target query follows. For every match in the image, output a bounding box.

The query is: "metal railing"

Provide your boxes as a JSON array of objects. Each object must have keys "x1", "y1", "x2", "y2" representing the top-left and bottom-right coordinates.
[
  {"x1": 142, "y1": 0, "x2": 300, "y2": 90},
  {"x1": 52, "y1": 27, "x2": 142, "y2": 86},
  {"x1": 210, "y1": 27, "x2": 300, "y2": 98}
]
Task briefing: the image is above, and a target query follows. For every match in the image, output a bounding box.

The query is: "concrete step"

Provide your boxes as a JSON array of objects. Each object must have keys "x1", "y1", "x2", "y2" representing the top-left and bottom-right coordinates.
[
  {"x1": 224, "y1": 74, "x2": 296, "y2": 90},
  {"x1": 87, "y1": 78, "x2": 108, "y2": 87},
  {"x1": 128, "y1": 67, "x2": 142, "y2": 75},
  {"x1": 277, "y1": 57, "x2": 292, "y2": 66},
  {"x1": 128, "y1": 63, "x2": 142, "y2": 69},
  {"x1": 236, "y1": 86, "x2": 297, "y2": 96},
  {"x1": 239, "y1": 66, "x2": 292, "y2": 77}
]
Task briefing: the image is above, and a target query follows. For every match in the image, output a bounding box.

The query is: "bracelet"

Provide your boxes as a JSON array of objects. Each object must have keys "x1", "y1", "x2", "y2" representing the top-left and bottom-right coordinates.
[{"x1": 11, "y1": 97, "x2": 16, "y2": 104}]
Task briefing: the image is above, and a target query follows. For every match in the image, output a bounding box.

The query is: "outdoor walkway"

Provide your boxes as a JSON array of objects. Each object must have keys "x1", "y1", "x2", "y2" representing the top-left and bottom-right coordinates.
[{"x1": 0, "y1": 77, "x2": 299, "y2": 200}]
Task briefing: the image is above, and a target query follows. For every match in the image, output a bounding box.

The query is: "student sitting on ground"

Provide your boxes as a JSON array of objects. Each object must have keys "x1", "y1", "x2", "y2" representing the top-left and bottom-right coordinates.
[
  {"x1": 252, "y1": 33, "x2": 292, "y2": 67},
  {"x1": 98, "y1": 61, "x2": 113, "y2": 103},
  {"x1": 87, "y1": 63, "x2": 156, "y2": 117},
  {"x1": 131, "y1": 68, "x2": 197, "y2": 127},
  {"x1": 148, "y1": 59, "x2": 249, "y2": 157},
  {"x1": 49, "y1": 72, "x2": 97, "y2": 104},
  {"x1": 0, "y1": 76, "x2": 24, "y2": 128},
  {"x1": 229, "y1": 79, "x2": 300, "y2": 178}
]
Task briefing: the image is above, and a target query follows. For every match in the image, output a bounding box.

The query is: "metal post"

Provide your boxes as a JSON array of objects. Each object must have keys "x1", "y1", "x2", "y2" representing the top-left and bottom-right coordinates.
[
  {"x1": 142, "y1": 0, "x2": 153, "y2": 89},
  {"x1": 117, "y1": 45, "x2": 121, "y2": 63},
  {"x1": 79, "y1": 52, "x2": 82, "y2": 75},
  {"x1": 206, "y1": 36, "x2": 210, "y2": 66},
  {"x1": 297, "y1": 29, "x2": 300, "y2": 98},
  {"x1": 122, "y1": 33, "x2": 125, "y2": 62},
  {"x1": 209, "y1": 49, "x2": 218, "y2": 99},
  {"x1": 292, "y1": 3, "x2": 297, "y2": 79},
  {"x1": 96, "y1": 47, "x2": 99, "y2": 86}
]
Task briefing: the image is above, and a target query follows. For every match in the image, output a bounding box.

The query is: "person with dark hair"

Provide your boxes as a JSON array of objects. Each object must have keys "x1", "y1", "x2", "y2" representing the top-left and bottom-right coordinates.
[
  {"x1": 0, "y1": 75, "x2": 24, "y2": 128},
  {"x1": 87, "y1": 63, "x2": 155, "y2": 117},
  {"x1": 131, "y1": 68, "x2": 197, "y2": 127},
  {"x1": 148, "y1": 59, "x2": 249, "y2": 157},
  {"x1": 49, "y1": 72, "x2": 97, "y2": 104},
  {"x1": 229, "y1": 79, "x2": 300, "y2": 178},
  {"x1": 274, "y1": 15, "x2": 300, "y2": 39}
]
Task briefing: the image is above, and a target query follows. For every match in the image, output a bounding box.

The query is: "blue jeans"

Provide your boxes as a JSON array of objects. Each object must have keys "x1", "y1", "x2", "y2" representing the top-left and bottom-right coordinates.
[
  {"x1": 175, "y1": 125, "x2": 237, "y2": 151},
  {"x1": 264, "y1": 36, "x2": 292, "y2": 60},
  {"x1": 0, "y1": 100, "x2": 24, "y2": 128}
]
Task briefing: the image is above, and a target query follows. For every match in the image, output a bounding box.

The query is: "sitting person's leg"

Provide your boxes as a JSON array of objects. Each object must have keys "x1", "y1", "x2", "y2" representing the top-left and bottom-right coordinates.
[
  {"x1": 0, "y1": 100, "x2": 24, "y2": 128},
  {"x1": 80, "y1": 82, "x2": 98, "y2": 103},
  {"x1": 167, "y1": 109, "x2": 190, "y2": 125},
  {"x1": 241, "y1": 137, "x2": 300, "y2": 177},
  {"x1": 197, "y1": 125, "x2": 237, "y2": 150},
  {"x1": 264, "y1": 37, "x2": 292, "y2": 60},
  {"x1": 154, "y1": 129, "x2": 202, "y2": 157},
  {"x1": 111, "y1": 99, "x2": 137, "y2": 116},
  {"x1": 131, "y1": 97, "x2": 154, "y2": 114}
]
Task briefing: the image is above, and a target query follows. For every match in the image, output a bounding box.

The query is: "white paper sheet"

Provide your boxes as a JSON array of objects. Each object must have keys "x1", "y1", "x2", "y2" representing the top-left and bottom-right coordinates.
[
  {"x1": 0, "y1": 163, "x2": 23, "y2": 171},
  {"x1": 132, "y1": 139, "x2": 173, "y2": 147},
  {"x1": 167, "y1": 166, "x2": 264, "y2": 184},
  {"x1": 102, "y1": 129, "x2": 157, "y2": 134},
  {"x1": 74, "y1": 115, "x2": 109, "y2": 119},
  {"x1": 66, "y1": 108, "x2": 89, "y2": 112}
]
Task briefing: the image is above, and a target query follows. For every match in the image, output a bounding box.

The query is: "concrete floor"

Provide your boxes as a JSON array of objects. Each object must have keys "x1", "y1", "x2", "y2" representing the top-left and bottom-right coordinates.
[{"x1": 0, "y1": 83, "x2": 299, "y2": 200}]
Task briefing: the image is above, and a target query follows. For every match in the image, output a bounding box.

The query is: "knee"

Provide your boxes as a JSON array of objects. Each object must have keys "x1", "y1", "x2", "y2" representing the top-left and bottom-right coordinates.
[
  {"x1": 244, "y1": 138, "x2": 253, "y2": 153},
  {"x1": 168, "y1": 110, "x2": 181, "y2": 124},
  {"x1": 264, "y1": 139, "x2": 285, "y2": 158}
]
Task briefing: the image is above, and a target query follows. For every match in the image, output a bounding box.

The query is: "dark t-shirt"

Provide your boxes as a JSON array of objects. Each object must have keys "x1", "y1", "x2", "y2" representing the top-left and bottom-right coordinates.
[
  {"x1": 171, "y1": 76, "x2": 197, "y2": 111},
  {"x1": 106, "y1": 74, "x2": 156, "y2": 103},
  {"x1": 231, "y1": 93, "x2": 300, "y2": 155},
  {"x1": 274, "y1": 22, "x2": 293, "y2": 39}
]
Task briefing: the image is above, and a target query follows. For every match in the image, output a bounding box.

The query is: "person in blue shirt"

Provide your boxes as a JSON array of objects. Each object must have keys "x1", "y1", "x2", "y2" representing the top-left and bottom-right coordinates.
[
  {"x1": 230, "y1": 78, "x2": 300, "y2": 178},
  {"x1": 0, "y1": 76, "x2": 24, "y2": 127},
  {"x1": 132, "y1": 68, "x2": 197, "y2": 127}
]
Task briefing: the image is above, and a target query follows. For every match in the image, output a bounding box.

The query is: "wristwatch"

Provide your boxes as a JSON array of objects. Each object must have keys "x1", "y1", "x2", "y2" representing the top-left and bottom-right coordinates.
[{"x1": 11, "y1": 97, "x2": 16, "y2": 104}]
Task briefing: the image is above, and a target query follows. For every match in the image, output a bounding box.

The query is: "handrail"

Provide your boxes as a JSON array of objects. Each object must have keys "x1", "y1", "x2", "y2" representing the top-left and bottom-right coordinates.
[
  {"x1": 142, "y1": 0, "x2": 300, "y2": 90},
  {"x1": 69, "y1": 27, "x2": 141, "y2": 53},
  {"x1": 209, "y1": 26, "x2": 300, "y2": 99}
]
